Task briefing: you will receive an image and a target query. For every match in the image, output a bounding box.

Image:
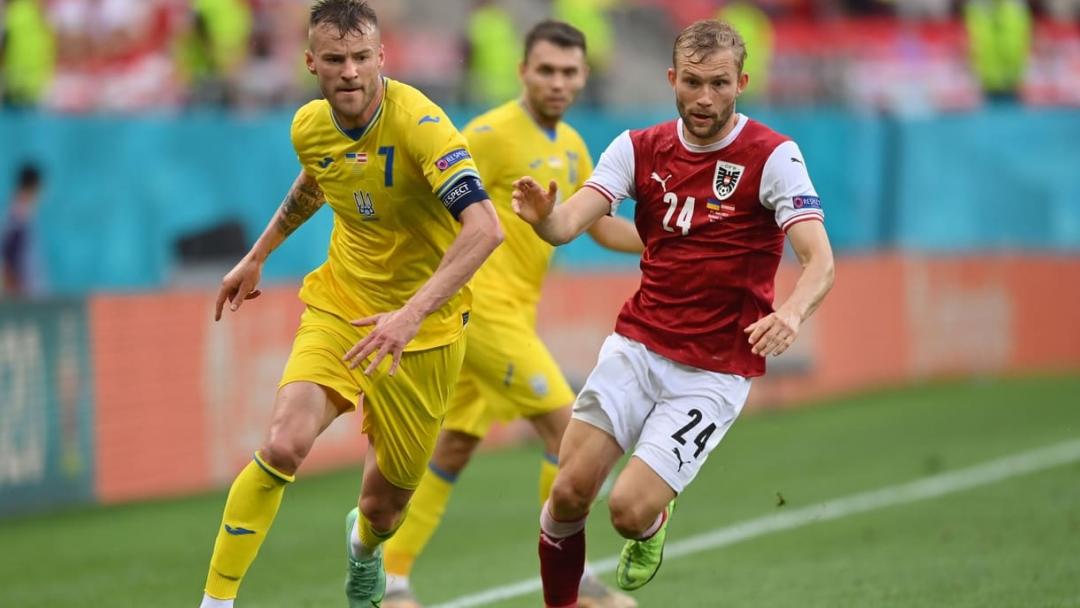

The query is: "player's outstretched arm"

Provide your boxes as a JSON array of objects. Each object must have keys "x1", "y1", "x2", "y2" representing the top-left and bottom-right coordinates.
[
  {"x1": 344, "y1": 200, "x2": 504, "y2": 376},
  {"x1": 587, "y1": 215, "x2": 643, "y2": 254},
  {"x1": 745, "y1": 220, "x2": 835, "y2": 357},
  {"x1": 512, "y1": 177, "x2": 612, "y2": 245},
  {"x1": 214, "y1": 169, "x2": 324, "y2": 320}
]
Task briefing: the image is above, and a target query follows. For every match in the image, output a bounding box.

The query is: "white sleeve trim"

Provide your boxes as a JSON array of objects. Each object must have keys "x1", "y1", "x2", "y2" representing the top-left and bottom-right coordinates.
[
  {"x1": 760, "y1": 140, "x2": 824, "y2": 231},
  {"x1": 583, "y1": 130, "x2": 635, "y2": 215}
]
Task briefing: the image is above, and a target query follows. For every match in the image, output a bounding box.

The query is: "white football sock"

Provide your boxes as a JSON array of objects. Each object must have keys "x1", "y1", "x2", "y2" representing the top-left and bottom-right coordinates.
[
  {"x1": 350, "y1": 518, "x2": 377, "y2": 559},
  {"x1": 385, "y1": 573, "x2": 411, "y2": 595},
  {"x1": 199, "y1": 593, "x2": 234, "y2": 608}
]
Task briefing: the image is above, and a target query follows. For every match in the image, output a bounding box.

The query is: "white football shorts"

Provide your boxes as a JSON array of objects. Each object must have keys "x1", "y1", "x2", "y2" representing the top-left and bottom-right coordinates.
[{"x1": 572, "y1": 333, "x2": 751, "y2": 493}]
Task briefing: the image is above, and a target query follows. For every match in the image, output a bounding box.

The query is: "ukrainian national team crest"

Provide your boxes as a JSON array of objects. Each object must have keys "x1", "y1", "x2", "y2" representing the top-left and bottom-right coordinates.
[
  {"x1": 712, "y1": 160, "x2": 744, "y2": 200},
  {"x1": 353, "y1": 190, "x2": 377, "y2": 220}
]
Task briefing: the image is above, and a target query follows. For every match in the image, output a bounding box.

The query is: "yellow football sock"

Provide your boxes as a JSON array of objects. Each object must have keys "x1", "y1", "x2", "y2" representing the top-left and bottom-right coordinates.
[
  {"x1": 204, "y1": 453, "x2": 294, "y2": 600},
  {"x1": 383, "y1": 465, "x2": 455, "y2": 576},
  {"x1": 357, "y1": 503, "x2": 410, "y2": 555},
  {"x1": 539, "y1": 453, "x2": 559, "y2": 506}
]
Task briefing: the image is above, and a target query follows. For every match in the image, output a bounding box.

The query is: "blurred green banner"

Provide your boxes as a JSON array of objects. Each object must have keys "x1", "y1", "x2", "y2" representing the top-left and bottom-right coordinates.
[{"x1": 0, "y1": 299, "x2": 94, "y2": 517}]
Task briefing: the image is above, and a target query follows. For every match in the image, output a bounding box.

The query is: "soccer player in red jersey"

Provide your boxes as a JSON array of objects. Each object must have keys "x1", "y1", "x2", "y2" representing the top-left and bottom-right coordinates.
[{"x1": 512, "y1": 19, "x2": 835, "y2": 607}]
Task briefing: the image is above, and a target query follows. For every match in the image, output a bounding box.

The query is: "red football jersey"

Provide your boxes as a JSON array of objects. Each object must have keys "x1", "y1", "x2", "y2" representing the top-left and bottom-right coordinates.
[{"x1": 583, "y1": 115, "x2": 824, "y2": 377}]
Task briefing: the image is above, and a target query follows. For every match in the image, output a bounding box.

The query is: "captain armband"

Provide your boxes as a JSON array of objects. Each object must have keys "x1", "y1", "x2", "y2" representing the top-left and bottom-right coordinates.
[{"x1": 440, "y1": 176, "x2": 489, "y2": 220}]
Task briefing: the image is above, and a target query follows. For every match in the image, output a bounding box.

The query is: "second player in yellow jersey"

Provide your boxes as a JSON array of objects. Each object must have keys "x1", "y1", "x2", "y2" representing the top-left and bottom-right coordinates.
[
  {"x1": 381, "y1": 21, "x2": 643, "y2": 608},
  {"x1": 466, "y1": 100, "x2": 589, "y2": 315},
  {"x1": 446, "y1": 96, "x2": 593, "y2": 433}
]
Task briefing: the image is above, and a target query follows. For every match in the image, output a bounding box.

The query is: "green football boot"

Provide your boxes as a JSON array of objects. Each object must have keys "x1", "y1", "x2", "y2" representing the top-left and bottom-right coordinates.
[
  {"x1": 615, "y1": 500, "x2": 676, "y2": 591},
  {"x1": 345, "y1": 507, "x2": 386, "y2": 607}
]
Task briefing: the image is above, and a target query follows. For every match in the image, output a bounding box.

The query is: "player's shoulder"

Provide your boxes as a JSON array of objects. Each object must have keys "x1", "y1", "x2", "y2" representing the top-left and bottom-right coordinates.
[
  {"x1": 383, "y1": 77, "x2": 452, "y2": 128},
  {"x1": 291, "y1": 98, "x2": 329, "y2": 134},
  {"x1": 463, "y1": 100, "x2": 519, "y2": 140},
  {"x1": 622, "y1": 118, "x2": 678, "y2": 153},
  {"x1": 556, "y1": 119, "x2": 589, "y2": 150},
  {"x1": 739, "y1": 116, "x2": 793, "y2": 151},
  {"x1": 630, "y1": 120, "x2": 678, "y2": 142},
  {"x1": 633, "y1": 118, "x2": 679, "y2": 137},
  {"x1": 290, "y1": 99, "x2": 332, "y2": 156}
]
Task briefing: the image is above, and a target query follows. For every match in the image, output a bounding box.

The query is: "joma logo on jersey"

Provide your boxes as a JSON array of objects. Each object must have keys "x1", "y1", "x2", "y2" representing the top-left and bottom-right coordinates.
[
  {"x1": 353, "y1": 191, "x2": 377, "y2": 219},
  {"x1": 712, "y1": 161, "x2": 744, "y2": 200}
]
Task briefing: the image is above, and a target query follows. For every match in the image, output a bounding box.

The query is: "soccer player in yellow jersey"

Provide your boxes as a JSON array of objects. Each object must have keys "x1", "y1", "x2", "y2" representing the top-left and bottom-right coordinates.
[
  {"x1": 381, "y1": 21, "x2": 642, "y2": 608},
  {"x1": 197, "y1": 2, "x2": 503, "y2": 607}
]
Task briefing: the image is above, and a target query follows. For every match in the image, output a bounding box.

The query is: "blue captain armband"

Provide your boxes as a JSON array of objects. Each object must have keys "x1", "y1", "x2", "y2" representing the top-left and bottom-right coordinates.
[{"x1": 441, "y1": 176, "x2": 489, "y2": 220}]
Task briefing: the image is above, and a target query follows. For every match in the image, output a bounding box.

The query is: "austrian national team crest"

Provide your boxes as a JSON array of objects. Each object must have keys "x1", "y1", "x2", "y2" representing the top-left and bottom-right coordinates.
[{"x1": 712, "y1": 161, "x2": 745, "y2": 201}]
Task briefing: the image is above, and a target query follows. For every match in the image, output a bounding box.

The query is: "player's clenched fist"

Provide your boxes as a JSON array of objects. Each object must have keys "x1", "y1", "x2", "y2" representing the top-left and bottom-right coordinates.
[{"x1": 512, "y1": 177, "x2": 558, "y2": 225}]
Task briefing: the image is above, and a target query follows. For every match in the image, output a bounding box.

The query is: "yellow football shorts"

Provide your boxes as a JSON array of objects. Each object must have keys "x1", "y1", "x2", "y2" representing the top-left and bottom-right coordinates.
[
  {"x1": 279, "y1": 305, "x2": 465, "y2": 490},
  {"x1": 443, "y1": 310, "x2": 575, "y2": 438}
]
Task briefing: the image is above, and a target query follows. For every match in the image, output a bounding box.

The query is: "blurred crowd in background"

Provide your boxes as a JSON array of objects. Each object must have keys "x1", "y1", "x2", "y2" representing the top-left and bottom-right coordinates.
[
  {"x1": 1, "y1": 0, "x2": 1079, "y2": 113},
  {"x1": 1, "y1": 0, "x2": 1079, "y2": 300}
]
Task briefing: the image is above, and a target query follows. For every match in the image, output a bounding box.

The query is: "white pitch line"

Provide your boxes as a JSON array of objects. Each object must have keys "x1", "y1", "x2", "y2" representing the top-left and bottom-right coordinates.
[{"x1": 429, "y1": 439, "x2": 1080, "y2": 608}]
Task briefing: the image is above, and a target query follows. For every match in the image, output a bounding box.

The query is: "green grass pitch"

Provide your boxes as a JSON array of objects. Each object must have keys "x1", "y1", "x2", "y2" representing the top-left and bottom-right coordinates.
[{"x1": 2, "y1": 374, "x2": 1078, "y2": 607}]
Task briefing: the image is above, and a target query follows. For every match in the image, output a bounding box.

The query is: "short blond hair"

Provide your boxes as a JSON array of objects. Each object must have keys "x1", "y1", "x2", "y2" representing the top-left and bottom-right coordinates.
[{"x1": 672, "y1": 20, "x2": 747, "y2": 72}]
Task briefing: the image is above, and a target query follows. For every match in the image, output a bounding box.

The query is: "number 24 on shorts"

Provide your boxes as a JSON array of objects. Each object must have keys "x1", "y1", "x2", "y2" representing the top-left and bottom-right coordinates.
[{"x1": 671, "y1": 408, "x2": 716, "y2": 461}]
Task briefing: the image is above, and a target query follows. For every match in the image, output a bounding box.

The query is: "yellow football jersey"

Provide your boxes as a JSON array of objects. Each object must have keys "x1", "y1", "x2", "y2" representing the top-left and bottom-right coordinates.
[
  {"x1": 464, "y1": 101, "x2": 593, "y2": 318},
  {"x1": 291, "y1": 78, "x2": 482, "y2": 351}
]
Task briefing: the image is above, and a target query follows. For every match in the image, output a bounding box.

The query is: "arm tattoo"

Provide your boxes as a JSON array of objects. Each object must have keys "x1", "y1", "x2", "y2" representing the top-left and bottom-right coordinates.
[{"x1": 275, "y1": 180, "x2": 325, "y2": 236}]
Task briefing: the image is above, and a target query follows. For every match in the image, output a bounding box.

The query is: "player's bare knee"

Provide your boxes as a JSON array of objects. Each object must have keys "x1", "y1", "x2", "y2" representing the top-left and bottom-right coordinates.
[
  {"x1": 358, "y1": 494, "x2": 402, "y2": 531},
  {"x1": 549, "y1": 476, "x2": 592, "y2": 518},
  {"x1": 608, "y1": 496, "x2": 653, "y2": 538},
  {"x1": 432, "y1": 431, "x2": 479, "y2": 475},
  {"x1": 529, "y1": 407, "x2": 571, "y2": 453},
  {"x1": 258, "y1": 435, "x2": 309, "y2": 474}
]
